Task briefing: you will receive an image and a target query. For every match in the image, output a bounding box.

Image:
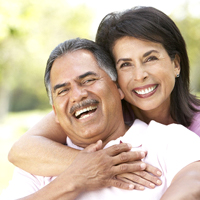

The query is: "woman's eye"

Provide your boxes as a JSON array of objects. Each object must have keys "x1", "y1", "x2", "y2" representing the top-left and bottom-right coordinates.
[
  {"x1": 120, "y1": 62, "x2": 130, "y2": 68},
  {"x1": 146, "y1": 56, "x2": 158, "y2": 62}
]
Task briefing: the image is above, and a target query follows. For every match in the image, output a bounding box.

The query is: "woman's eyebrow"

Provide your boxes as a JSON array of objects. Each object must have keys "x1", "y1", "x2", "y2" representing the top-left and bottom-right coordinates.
[
  {"x1": 143, "y1": 50, "x2": 159, "y2": 57},
  {"x1": 116, "y1": 58, "x2": 132, "y2": 65}
]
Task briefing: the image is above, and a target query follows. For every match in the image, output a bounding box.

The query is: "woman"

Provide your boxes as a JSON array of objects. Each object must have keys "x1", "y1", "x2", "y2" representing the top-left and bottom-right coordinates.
[
  {"x1": 8, "y1": 6, "x2": 200, "y2": 190},
  {"x1": 95, "y1": 6, "x2": 200, "y2": 130}
]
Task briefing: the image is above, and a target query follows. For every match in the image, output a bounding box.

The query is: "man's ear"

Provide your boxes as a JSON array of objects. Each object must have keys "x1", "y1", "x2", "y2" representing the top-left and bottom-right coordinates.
[
  {"x1": 174, "y1": 54, "x2": 181, "y2": 76},
  {"x1": 118, "y1": 88, "x2": 124, "y2": 100},
  {"x1": 52, "y1": 105, "x2": 59, "y2": 123}
]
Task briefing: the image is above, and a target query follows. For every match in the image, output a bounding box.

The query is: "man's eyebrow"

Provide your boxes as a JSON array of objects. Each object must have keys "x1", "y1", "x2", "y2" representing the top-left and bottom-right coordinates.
[
  {"x1": 53, "y1": 71, "x2": 98, "y2": 92},
  {"x1": 78, "y1": 71, "x2": 98, "y2": 79},
  {"x1": 53, "y1": 82, "x2": 69, "y2": 93}
]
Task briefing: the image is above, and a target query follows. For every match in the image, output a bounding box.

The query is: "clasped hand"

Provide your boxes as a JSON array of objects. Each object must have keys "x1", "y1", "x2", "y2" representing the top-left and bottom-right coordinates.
[{"x1": 64, "y1": 140, "x2": 162, "y2": 192}]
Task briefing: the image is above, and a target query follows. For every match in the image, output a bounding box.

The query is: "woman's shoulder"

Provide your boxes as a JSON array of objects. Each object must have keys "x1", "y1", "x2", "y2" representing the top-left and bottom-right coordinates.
[{"x1": 188, "y1": 108, "x2": 200, "y2": 136}]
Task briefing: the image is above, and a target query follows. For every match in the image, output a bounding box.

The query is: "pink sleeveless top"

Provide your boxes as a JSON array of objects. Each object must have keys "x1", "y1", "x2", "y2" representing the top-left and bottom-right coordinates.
[{"x1": 122, "y1": 100, "x2": 200, "y2": 137}]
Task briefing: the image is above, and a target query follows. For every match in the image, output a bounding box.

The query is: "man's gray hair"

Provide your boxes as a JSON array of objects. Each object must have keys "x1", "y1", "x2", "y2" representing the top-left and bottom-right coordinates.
[{"x1": 44, "y1": 38, "x2": 117, "y2": 105}]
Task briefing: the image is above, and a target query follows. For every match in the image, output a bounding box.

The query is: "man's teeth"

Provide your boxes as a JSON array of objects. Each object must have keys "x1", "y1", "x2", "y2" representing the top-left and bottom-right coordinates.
[
  {"x1": 135, "y1": 85, "x2": 157, "y2": 95},
  {"x1": 75, "y1": 106, "x2": 97, "y2": 118},
  {"x1": 79, "y1": 114, "x2": 90, "y2": 119}
]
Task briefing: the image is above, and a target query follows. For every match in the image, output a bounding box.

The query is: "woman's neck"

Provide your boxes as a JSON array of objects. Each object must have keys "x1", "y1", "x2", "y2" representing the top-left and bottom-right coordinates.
[{"x1": 131, "y1": 105, "x2": 176, "y2": 125}]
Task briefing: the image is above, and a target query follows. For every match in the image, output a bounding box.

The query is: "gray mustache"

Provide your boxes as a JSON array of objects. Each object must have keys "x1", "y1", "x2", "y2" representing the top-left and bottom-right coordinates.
[{"x1": 70, "y1": 99, "x2": 99, "y2": 114}]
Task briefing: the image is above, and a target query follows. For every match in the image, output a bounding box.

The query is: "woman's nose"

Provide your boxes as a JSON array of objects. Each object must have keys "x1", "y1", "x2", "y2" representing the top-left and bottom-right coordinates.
[{"x1": 133, "y1": 66, "x2": 148, "y2": 82}]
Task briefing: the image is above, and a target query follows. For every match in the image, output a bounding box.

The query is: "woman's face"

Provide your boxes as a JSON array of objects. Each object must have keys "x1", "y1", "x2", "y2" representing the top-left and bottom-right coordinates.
[{"x1": 112, "y1": 36, "x2": 180, "y2": 112}]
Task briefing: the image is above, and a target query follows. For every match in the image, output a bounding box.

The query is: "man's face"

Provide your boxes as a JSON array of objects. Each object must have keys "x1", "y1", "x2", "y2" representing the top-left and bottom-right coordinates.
[{"x1": 50, "y1": 49, "x2": 124, "y2": 147}]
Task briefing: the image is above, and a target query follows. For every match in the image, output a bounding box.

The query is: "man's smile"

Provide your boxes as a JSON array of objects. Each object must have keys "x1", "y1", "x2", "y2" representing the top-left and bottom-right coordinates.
[
  {"x1": 75, "y1": 105, "x2": 98, "y2": 119},
  {"x1": 69, "y1": 99, "x2": 99, "y2": 120}
]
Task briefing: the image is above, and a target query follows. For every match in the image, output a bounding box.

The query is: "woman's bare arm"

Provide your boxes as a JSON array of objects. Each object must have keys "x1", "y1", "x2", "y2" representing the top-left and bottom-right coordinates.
[
  {"x1": 8, "y1": 111, "x2": 162, "y2": 187},
  {"x1": 8, "y1": 111, "x2": 78, "y2": 176},
  {"x1": 16, "y1": 142, "x2": 144, "y2": 200},
  {"x1": 161, "y1": 161, "x2": 200, "y2": 200}
]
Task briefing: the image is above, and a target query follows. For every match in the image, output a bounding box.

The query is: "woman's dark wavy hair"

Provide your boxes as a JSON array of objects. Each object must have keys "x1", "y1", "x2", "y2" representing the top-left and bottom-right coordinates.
[{"x1": 95, "y1": 6, "x2": 200, "y2": 127}]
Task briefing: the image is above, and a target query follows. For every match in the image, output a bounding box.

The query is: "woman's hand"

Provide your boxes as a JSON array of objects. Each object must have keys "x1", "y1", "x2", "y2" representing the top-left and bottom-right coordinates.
[{"x1": 116, "y1": 164, "x2": 162, "y2": 190}]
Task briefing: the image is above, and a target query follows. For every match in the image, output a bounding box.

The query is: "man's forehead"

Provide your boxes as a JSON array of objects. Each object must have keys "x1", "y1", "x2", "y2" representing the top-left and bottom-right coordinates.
[
  {"x1": 50, "y1": 50, "x2": 108, "y2": 84},
  {"x1": 53, "y1": 50, "x2": 100, "y2": 70},
  {"x1": 64, "y1": 49, "x2": 98, "y2": 64}
]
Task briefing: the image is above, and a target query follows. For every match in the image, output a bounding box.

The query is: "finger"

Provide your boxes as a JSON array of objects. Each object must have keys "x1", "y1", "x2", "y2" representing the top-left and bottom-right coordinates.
[
  {"x1": 133, "y1": 183, "x2": 145, "y2": 190},
  {"x1": 108, "y1": 178, "x2": 135, "y2": 190},
  {"x1": 112, "y1": 151, "x2": 146, "y2": 165},
  {"x1": 133, "y1": 171, "x2": 162, "y2": 187},
  {"x1": 113, "y1": 162, "x2": 146, "y2": 175},
  {"x1": 116, "y1": 176, "x2": 145, "y2": 190},
  {"x1": 145, "y1": 163, "x2": 162, "y2": 177},
  {"x1": 84, "y1": 140, "x2": 103, "y2": 153},
  {"x1": 105, "y1": 143, "x2": 132, "y2": 156}
]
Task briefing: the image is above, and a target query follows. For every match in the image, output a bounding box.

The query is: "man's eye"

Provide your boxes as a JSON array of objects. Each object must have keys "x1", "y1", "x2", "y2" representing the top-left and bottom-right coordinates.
[
  {"x1": 58, "y1": 89, "x2": 68, "y2": 95},
  {"x1": 83, "y1": 79, "x2": 96, "y2": 84}
]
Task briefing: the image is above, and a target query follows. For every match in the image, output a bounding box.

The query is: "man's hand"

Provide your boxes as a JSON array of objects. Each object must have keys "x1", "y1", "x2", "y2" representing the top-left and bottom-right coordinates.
[
  {"x1": 65, "y1": 140, "x2": 162, "y2": 192},
  {"x1": 17, "y1": 140, "x2": 163, "y2": 200}
]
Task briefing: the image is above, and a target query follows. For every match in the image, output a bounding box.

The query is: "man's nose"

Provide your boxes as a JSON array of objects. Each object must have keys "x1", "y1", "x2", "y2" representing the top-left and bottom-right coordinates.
[{"x1": 70, "y1": 85, "x2": 88, "y2": 103}]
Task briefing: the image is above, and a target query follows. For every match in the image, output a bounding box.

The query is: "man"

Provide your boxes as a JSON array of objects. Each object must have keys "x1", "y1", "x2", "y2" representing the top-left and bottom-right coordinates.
[{"x1": 1, "y1": 38, "x2": 200, "y2": 200}]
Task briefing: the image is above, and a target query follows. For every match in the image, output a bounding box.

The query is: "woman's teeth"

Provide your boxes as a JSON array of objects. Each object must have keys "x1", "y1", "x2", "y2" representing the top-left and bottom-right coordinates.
[{"x1": 134, "y1": 85, "x2": 157, "y2": 95}]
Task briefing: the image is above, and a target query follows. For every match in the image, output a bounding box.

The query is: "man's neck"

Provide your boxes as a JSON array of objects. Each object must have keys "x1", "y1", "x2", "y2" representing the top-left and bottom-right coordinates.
[
  {"x1": 68, "y1": 121, "x2": 128, "y2": 149},
  {"x1": 101, "y1": 122, "x2": 129, "y2": 148}
]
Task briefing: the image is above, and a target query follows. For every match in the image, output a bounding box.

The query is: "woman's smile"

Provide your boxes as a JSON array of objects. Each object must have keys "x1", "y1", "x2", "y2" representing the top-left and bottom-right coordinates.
[{"x1": 133, "y1": 84, "x2": 158, "y2": 98}]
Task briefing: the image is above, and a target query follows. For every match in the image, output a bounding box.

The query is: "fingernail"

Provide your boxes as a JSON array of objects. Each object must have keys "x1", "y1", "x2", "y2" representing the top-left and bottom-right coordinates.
[
  {"x1": 157, "y1": 171, "x2": 162, "y2": 176},
  {"x1": 129, "y1": 184, "x2": 134, "y2": 190},
  {"x1": 127, "y1": 143, "x2": 132, "y2": 148},
  {"x1": 140, "y1": 163, "x2": 146, "y2": 169},
  {"x1": 139, "y1": 186, "x2": 145, "y2": 190},
  {"x1": 140, "y1": 151, "x2": 145, "y2": 157},
  {"x1": 150, "y1": 183, "x2": 155, "y2": 188},
  {"x1": 157, "y1": 180, "x2": 162, "y2": 185}
]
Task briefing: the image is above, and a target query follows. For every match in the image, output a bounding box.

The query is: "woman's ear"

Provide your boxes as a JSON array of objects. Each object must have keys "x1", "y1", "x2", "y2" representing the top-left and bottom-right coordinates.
[
  {"x1": 52, "y1": 105, "x2": 59, "y2": 123},
  {"x1": 174, "y1": 54, "x2": 181, "y2": 77}
]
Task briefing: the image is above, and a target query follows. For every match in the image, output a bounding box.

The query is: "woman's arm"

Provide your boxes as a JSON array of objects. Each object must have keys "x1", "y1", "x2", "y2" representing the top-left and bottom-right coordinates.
[
  {"x1": 8, "y1": 111, "x2": 162, "y2": 188},
  {"x1": 161, "y1": 161, "x2": 200, "y2": 200},
  {"x1": 16, "y1": 141, "x2": 143, "y2": 200},
  {"x1": 8, "y1": 111, "x2": 77, "y2": 176}
]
